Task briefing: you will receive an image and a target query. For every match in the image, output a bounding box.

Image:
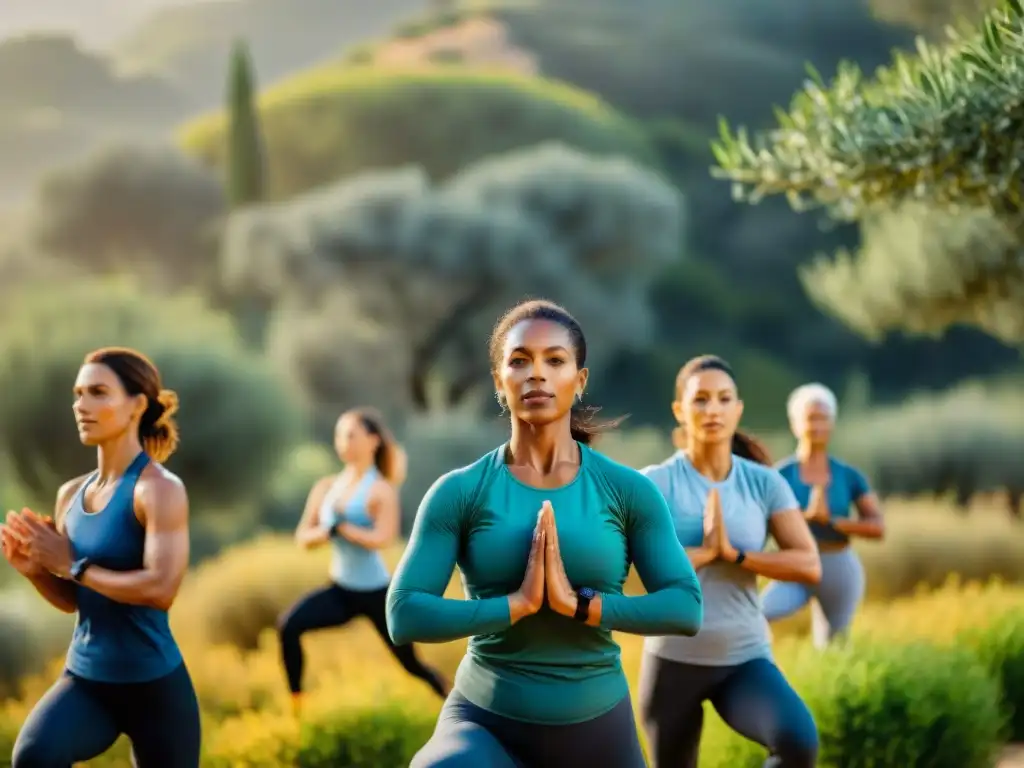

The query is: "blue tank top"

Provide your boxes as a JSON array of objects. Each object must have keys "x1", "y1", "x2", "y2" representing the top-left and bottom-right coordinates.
[
  {"x1": 774, "y1": 455, "x2": 871, "y2": 544},
  {"x1": 64, "y1": 452, "x2": 183, "y2": 683},
  {"x1": 319, "y1": 468, "x2": 392, "y2": 591}
]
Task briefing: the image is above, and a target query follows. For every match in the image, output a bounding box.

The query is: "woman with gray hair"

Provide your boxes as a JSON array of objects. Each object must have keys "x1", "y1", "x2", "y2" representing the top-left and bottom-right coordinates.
[{"x1": 761, "y1": 383, "x2": 885, "y2": 647}]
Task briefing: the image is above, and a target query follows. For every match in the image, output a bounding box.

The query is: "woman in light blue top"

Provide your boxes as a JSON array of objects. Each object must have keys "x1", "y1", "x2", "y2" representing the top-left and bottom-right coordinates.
[
  {"x1": 277, "y1": 408, "x2": 449, "y2": 715},
  {"x1": 762, "y1": 383, "x2": 885, "y2": 648},
  {"x1": 638, "y1": 355, "x2": 822, "y2": 768}
]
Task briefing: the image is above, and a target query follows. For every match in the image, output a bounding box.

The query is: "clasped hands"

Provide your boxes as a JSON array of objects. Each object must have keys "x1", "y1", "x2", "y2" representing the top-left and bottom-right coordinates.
[
  {"x1": 0, "y1": 508, "x2": 74, "y2": 579},
  {"x1": 509, "y1": 501, "x2": 581, "y2": 622},
  {"x1": 804, "y1": 485, "x2": 830, "y2": 525},
  {"x1": 700, "y1": 488, "x2": 740, "y2": 564}
]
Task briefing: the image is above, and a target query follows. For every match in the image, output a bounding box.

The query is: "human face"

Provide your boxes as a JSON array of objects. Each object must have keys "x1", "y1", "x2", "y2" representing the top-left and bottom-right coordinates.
[
  {"x1": 791, "y1": 400, "x2": 833, "y2": 448},
  {"x1": 674, "y1": 367, "x2": 744, "y2": 447},
  {"x1": 73, "y1": 363, "x2": 144, "y2": 446},
  {"x1": 334, "y1": 413, "x2": 379, "y2": 465},
  {"x1": 494, "y1": 319, "x2": 587, "y2": 429}
]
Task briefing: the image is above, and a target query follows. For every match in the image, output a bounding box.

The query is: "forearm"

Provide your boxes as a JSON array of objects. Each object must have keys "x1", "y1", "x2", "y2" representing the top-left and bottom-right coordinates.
[
  {"x1": 733, "y1": 549, "x2": 821, "y2": 585},
  {"x1": 385, "y1": 588, "x2": 511, "y2": 645},
  {"x1": 26, "y1": 570, "x2": 78, "y2": 613},
  {"x1": 686, "y1": 546, "x2": 718, "y2": 570},
  {"x1": 296, "y1": 527, "x2": 329, "y2": 549},
  {"x1": 80, "y1": 566, "x2": 176, "y2": 611},
  {"x1": 833, "y1": 518, "x2": 884, "y2": 539},
  {"x1": 338, "y1": 523, "x2": 393, "y2": 550},
  {"x1": 600, "y1": 576, "x2": 703, "y2": 636}
]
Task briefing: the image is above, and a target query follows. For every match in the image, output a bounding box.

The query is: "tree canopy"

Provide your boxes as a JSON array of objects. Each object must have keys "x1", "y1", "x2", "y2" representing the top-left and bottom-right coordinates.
[
  {"x1": 0, "y1": 278, "x2": 301, "y2": 510},
  {"x1": 25, "y1": 143, "x2": 226, "y2": 289},
  {"x1": 712, "y1": 0, "x2": 1024, "y2": 342},
  {"x1": 220, "y1": 142, "x2": 683, "y2": 425}
]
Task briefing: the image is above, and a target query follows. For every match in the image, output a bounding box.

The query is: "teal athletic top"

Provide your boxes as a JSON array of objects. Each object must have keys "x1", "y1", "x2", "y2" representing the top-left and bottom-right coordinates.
[
  {"x1": 775, "y1": 455, "x2": 871, "y2": 545},
  {"x1": 319, "y1": 467, "x2": 392, "y2": 591},
  {"x1": 386, "y1": 442, "x2": 703, "y2": 725},
  {"x1": 641, "y1": 452, "x2": 799, "y2": 666},
  {"x1": 64, "y1": 452, "x2": 184, "y2": 683}
]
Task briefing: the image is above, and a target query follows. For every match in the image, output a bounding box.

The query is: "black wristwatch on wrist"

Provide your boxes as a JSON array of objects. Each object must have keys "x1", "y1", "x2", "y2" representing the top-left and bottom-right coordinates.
[
  {"x1": 573, "y1": 586, "x2": 597, "y2": 623},
  {"x1": 69, "y1": 557, "x2": 92, "y2": 582},
  {"x1": 733, "y1": 548, "x2": 747, "y2": 565}
]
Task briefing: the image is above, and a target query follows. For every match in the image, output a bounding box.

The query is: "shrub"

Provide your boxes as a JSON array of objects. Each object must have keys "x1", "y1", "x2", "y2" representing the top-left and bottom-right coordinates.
[
  {"x1": 0, "y1": 586, "x2": 73, "y2": 698},
  {"x1": 296, "y1": 703, "x2": 436, "y2": 768},
  {"x1": 961, "y1": 609, "x2": 1024, "y2": 741},
  {"x1": 0, "y1": 277, "x2": 302, "y2": 512},
  {"x1": 807, "y1": 642, "x2": 1004, "y2": 768},
  {"x1": 180, "y1": 68, "x2": 653, "y2": 199}
]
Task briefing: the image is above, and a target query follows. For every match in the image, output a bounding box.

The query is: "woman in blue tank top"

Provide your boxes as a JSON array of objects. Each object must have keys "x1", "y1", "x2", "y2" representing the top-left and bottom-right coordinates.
[
  {"x1": 638, "y1": 355, "x2": 821, "y2": 768},
  {"x1": 762, "y1": 383, "x2": 885, "y2": 648},
  {"x1": 0, "y1": 346, "x2": 199, "y2": 768},
  {"x1": 277, "y1": 407, "x2": 449, "y2": 715}
]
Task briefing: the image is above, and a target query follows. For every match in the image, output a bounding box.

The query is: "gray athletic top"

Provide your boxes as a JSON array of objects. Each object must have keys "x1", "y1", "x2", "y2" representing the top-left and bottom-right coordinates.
[{"x1": 640, "y1": 452, "x2": 798, "y2": 666}]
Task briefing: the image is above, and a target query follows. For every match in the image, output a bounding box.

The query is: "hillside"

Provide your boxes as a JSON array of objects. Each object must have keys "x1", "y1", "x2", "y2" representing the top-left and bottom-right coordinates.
[
  {"x1": 111, "y1": 0, "x2": 429, "y2": 106},
  {"x1": 0, "y1": 34, "x2": 190, "y2": 206}
]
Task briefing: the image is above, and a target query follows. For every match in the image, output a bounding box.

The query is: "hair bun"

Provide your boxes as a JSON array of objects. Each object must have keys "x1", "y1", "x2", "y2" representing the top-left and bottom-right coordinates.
[{"x1": 155, "y1": 389, "x2": 179, "y2": 427}]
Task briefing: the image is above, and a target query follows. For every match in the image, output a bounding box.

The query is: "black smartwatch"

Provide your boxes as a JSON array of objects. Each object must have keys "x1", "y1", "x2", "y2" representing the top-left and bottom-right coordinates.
[
  {"x1": 733, "y1": 548, "x2": 747, "y2": 565},
  {"x1": 573, "y1": 587, "x2": 596, "y2": 623},
  {"x1": 69, "y1": 557, "x2": 92, "y2": 582}
]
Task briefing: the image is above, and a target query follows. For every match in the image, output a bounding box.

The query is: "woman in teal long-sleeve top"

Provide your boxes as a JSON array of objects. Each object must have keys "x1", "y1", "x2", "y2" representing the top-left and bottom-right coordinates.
[{"x1": 386, "y1": 299, "x2": 703, "y2": 768}]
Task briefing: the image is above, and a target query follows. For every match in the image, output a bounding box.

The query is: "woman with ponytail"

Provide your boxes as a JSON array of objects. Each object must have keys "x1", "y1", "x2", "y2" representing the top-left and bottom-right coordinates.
[
  {"x1": 2, "y1": 347, "x2": 200, "y2": 767},
  {"x1": 387, "y1": 299, "x2": 701, "y2": 767},
  {"x1": 279, "y1": 407, "x2": 449, "y2": 716},
  {"x1": 637, "y1": 355, "x2": 821, "y2": 768}
]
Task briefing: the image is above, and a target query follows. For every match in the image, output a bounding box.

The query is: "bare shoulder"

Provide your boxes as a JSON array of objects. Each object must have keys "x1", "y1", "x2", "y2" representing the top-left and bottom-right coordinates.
[
  {"x1": 371, "y1": 477, "x2": 399, "y2": 503},
  {"x1": 134, "y1": 463, "x2": 189, "y2": 522}
]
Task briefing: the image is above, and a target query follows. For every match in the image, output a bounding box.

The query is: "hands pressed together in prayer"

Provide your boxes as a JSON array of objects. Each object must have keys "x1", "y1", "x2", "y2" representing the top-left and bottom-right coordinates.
[
  {"x1": 0, "y1": 508, "x2": 74, "y2": 580},
  {"x1": 701, "y1": 488, "x2": 741, "y2": 564},
  {"x1": 509, "y1": 501, "x2": 588, "y2": 624},
  {"x1": 804, "y1": 485, "x2": 830, "y2": 525}
]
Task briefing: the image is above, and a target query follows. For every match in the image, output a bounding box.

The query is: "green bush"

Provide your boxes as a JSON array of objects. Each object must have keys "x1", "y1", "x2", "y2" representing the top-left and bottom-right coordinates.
[
  {"x1": 0, "y1": 586, "x2": 73, "y2": 698},
  {"x1": 962, "y1": 609, "x2": 1024, "y2": 741},
  {"x1": 257, "y1": 442, "x2": 338, "y2": 532},
  {"x1": 297, "y1": 704, "x2": 436, "y2": 768},
  {"x1": 807, "y1": 642, "x2": 1005, "y2": 768},
  {"x1": 180, "y1": 68, "x2": 654, "y2": 200},
  {"x1": 0, "y1": 277, "x2": 302, "y2": 513}
]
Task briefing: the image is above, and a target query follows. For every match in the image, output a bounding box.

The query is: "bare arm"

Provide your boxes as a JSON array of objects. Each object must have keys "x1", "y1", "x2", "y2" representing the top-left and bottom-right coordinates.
[
  {"x1": 336, "y1": 481, "x2": 399, "y2": 550},
  {"x1": 294, "y1": 476, "x2": 334, "y2": 549},
  {"x1": 833, "y1": 492, "x2": 885, "y2": 539},
  {"x1": 78, "y1": 471, "x2": 190, "y2": 611},
  {"x1": 726, "y1": 509, "x2": 821, "y2": 585},
  {"x1": 685, "y1": 547, "x2": 719, "y2": 570},
  {"x1": 22, "y1": 477, "x2": 85, "y2": 613}
]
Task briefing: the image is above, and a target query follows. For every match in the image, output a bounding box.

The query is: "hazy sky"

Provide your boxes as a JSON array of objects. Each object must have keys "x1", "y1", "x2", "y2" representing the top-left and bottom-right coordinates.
[{"x1": 1, "y1": 0, "x2": 209, "y2": 48}]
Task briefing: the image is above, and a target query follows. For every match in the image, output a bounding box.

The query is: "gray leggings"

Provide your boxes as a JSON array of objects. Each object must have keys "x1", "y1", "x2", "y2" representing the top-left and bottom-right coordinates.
[
  {"x1": 637, "y1": 654, "x2": 818, "y2": 768},
  {"x1": 411, "y1": 690, "x2": 647, "y2": 768},
  {"x1": 761, "y1": 546, "x2": 865, "y2": 647}
]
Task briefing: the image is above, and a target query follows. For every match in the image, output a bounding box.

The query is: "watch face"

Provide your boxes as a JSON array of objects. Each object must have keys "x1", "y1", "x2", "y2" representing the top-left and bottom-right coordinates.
[{"x1": 579, "y1": 587, "x2": 596, "y2": 600}]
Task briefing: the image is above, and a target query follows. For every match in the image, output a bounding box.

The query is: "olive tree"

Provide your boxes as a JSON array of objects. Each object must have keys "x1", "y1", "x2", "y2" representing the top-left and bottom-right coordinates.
[
  {"x1": 221, "y1": 142, "x2": 684, "y2": 421},
  {"x1": 712, "y1": 0, "x2": 1024, "y2": 344},
  {"x1": 0, "y1": 278, "x2": 302, "y2": 511}
]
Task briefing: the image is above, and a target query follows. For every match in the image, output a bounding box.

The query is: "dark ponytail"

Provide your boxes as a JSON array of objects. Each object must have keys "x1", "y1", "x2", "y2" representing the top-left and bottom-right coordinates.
[
  {"x1": 732, "y1": 430, "x2": 772, "y2": 466},
  {"x1": 569, "y1": 403, "x2": 623, "y2": 446}
]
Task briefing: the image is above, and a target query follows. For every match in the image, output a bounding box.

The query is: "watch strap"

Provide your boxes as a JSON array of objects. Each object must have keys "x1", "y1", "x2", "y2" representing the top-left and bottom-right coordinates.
[{"x1": 573, "y1": 587, "x2": 595, "y2": 622}]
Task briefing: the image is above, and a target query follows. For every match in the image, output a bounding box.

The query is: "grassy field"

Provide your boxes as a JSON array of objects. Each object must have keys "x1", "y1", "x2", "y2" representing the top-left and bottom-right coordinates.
[{"x1": 1, "y1": 496, "x2": 1023, "y2": 766}]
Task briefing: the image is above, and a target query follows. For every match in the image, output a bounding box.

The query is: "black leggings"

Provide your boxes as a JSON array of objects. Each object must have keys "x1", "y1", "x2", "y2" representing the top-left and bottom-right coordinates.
[
  {"x1": 638, "y1": 654, "x2": 818, "y2": 768},
  {"x1": 277, "y1": 582, "x2": 447, "y2": 697},
  {"x1": 11, "y1": 663, "x2": 200, "y2": 768},
  {"x1": 412, "y1": 690, "x2": 647, "y2": 767}
]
